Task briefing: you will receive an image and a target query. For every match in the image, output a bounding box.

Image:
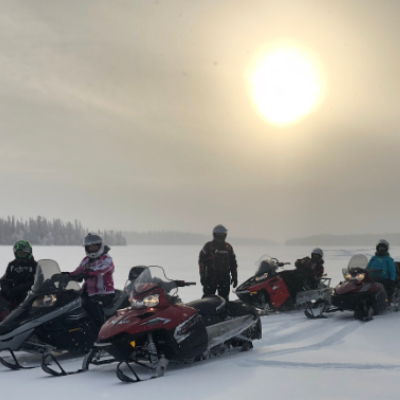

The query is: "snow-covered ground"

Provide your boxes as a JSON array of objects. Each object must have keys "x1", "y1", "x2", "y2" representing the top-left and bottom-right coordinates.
[{"x1": 1, "y1": 245, "x2": 399, "y2": 400}]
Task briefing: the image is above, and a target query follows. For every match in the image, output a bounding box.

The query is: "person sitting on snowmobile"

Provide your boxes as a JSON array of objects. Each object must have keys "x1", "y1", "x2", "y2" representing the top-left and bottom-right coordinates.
[
  {"x1": 63, "y1": 233, "x2": 116, "y2": 327},
  {"x1": 199, "y1": 225, "x2": 238, "y2": 301},
  {"x1": 366, "y1": 239, "x2": 397, "y2": 300},
  {"x1": 0, "y1": 240, "x2": 38, "y2": 305},
  {"x1": 295, "y1": 248, "x2": 325, "y2": 289},
  {"x1": 280, "y1": 248, "x2": 325, "y2": 296}
]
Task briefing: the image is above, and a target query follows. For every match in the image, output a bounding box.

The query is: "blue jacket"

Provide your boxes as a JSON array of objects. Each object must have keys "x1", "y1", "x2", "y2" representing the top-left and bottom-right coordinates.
[{"x1": 366, "y1": 254, "x2": 396, "y2": 282}]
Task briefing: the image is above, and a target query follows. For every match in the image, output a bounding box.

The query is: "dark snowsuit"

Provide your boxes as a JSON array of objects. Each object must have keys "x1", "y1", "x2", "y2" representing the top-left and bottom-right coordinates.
[
  {"x1": 199, "y1": 241, "x2": 237, "y2": 301},
  {"x1": 281, "y1": 257, "x2": 324, "y2": 297},
  {"x1": 0, "y1": 257, "x2": 38, "y2": 305}
]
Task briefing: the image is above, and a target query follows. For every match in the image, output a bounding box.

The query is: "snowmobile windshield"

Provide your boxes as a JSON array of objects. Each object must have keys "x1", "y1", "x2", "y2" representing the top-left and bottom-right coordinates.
[
  {"x1": 32, "y1": 259, "x2": 80, "y2": 295},
  {"x1": 132, "y1": 266, "x2": 177, "y2": 297},
  {"x1": 255, "y1": 256, "x2": 279, "y2": 276},
  {"x1": 346, "y1": 254, "x2": 368, "y2": 274}
]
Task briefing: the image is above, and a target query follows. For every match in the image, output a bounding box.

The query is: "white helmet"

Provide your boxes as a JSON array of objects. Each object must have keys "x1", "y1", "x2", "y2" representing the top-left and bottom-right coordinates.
[
  {"x1": 84, "y1": 233, "x2": 105, "y2": 259},
  {"x1": 311, "y1": 248, "x2": 324, "y2": 258},
  {"x1": 213, "y1": 225, "x2": 228, "y2": 236}
]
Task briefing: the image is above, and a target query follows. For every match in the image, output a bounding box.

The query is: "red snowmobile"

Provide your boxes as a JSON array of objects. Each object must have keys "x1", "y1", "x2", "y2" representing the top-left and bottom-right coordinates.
[
  {"x1": 71, "y1": 266, "x2": 261, "y2": 382},
  {"x1": 235, "y1": 256, "x2": 332, "y2": 316},
  {"x1": 311, "y1": 254, "x2": 398, "y2": 321}
]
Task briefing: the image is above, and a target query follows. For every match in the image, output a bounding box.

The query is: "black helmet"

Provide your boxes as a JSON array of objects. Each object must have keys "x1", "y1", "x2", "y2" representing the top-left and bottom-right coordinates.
[
  {"x1": 311, "y1": 248, "x2": 324, "y2": 259},
  {"x1": 84, "y1": 233, "x2": 104, "y2": 259},
  {"x1": 376, "y1": 239, "x2": 389, "y2": 255},
  {"x1": 213, "y1": 224, "x2": 228, "y2": 236},
  {"x1": 128, "y1": 266, "x2": 148, "y2": 281},
  {"x1": 213, "y1": 225, "x2": 228, "y2": 243},
  {"x1": 13, "y1": 240, "x2": 33, "y2": 259}
]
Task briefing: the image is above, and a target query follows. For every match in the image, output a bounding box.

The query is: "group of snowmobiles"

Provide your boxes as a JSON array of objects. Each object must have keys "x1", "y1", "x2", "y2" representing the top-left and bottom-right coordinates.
[
  {"x1": 0, "y1": 259, "x2": 261, "y2": 383},
  {"x1": 0, "y1": 252, "x2": 398, "y2": 383}
]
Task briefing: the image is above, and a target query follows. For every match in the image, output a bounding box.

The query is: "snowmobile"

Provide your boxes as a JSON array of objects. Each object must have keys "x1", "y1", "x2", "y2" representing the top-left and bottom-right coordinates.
[
  {"x1": 308, "y1": 254, "x2": 394, "y2": 321},
  {"x1": 235, "y1": 256, "x2": 332, "y2": 316},
  {"x1": 67, "y1": 266, "x2": 261, "y2": 383},
  {"x1": 0, "y1": 259, "x2": 129, "y2": 371}
]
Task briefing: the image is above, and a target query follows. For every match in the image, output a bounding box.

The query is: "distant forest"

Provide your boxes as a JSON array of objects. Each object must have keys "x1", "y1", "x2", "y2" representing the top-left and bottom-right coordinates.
[
  {"x1": 0, "y1": 216, "x2": 126, "y2": 246},
  {"x1": 122, "y1": 231, "x2": 275, "y2": 246},
  {"x1": 285, "y1": 233, "x2": 400, "y2": 246}
]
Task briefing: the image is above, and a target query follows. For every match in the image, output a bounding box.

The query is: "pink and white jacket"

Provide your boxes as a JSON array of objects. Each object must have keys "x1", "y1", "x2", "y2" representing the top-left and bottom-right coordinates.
[{"x1": 71, "y1": 254, "x2": 115, "y2": 296}]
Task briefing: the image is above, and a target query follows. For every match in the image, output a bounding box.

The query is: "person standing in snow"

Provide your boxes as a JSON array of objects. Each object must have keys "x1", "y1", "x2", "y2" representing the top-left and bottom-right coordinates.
[
  {"x1": 66, "y1": 233, "x2": 115, "y2": 327},
  {"x1": 366, "y1": 239, "x2": 397, "y2": 300},
  {"x1": 198, "y1": 225, "x2": 238, "y2": 301},
  {"x1": 0, "y1": 240, "x2": 38, "y2": 305}
]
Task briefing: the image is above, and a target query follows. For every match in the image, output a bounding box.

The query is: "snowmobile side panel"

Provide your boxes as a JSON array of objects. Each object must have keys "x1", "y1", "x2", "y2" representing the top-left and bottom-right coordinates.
[
  {"x1": 0, "y1": 328, "x2": 34, "y2": 352},
  {"x1": 206, "y1": 315, "x2": 255, "y2": 349}
]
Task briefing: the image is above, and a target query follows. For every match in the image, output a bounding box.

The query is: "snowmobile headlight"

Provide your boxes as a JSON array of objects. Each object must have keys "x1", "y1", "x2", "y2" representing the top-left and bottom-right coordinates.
[
  {"x1": 255, "y1": 273, "x2": 268, "y2": 282},
  {"x1": 130, "y1": 294, "x2": 159, "y2": 309},
  {"x1": 32, "y1": 294, "x2": 57, "y2": 308},
  {"x1": 345, "y1": 274, "x2": 352, "y2": 281},
  {"x1": 356, "y1": 273, "x2": 365, "y2": 281}
]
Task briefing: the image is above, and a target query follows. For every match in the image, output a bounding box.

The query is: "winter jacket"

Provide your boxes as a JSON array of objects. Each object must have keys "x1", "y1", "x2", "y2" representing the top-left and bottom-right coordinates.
[
  {"x1": 294, "y1": 257, "x2": 324, "y2": 279},
  {"x1": 71, "y1": 249, "x2": 115, "y2": 296},
  {"x1": 366, "y1": 254, "x2": 396, "y2": 282},
  {"x1": 199, "y1": 241, "x2": 237, "y2": 287},
  {"x1": 0, "y1": 257, "x2": 38, "y2": 303}
]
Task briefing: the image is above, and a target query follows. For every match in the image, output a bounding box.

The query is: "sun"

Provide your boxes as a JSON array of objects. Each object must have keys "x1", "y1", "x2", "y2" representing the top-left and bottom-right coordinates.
[{"x1": 248, "y1": 48, "x2": 322, "y2": 125}]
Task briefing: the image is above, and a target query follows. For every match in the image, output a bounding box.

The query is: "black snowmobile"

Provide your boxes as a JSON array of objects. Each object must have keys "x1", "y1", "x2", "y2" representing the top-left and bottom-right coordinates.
[{"x1": 0, "y1": 259, "x2": 129, "y2": 372}]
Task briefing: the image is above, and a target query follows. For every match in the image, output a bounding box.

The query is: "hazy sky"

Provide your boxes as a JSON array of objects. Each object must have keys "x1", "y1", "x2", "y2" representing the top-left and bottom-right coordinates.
[{"x1": 1, "y1": 0, "x2": 400, "y2": 242}]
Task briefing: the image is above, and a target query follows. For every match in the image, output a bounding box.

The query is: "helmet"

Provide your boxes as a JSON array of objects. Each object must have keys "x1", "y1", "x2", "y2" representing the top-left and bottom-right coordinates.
[
  {"x1": 376, "y1": 239, "x2": 389, "y2": 254},
  {"x1": 84, "y1": 233, "x2": 104, "y2": 259},
  {"x1": 212, "y1": 225, "x2": 228, "y2": 236},
  {"x1": 13, "y1": 240, "x2": 33, "y2": 259},
  {"x1": 128, "y1": 266, "x2": 148, "y2": 281},
  {"x1": 311, "y1": 248, "x2": 324, "y2": 258}
]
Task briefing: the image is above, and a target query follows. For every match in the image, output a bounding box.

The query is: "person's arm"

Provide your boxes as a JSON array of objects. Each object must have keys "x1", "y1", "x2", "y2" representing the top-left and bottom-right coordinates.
[
  {"x1": 388, "y1": 258, "x2": 397, "y2": 282},
  {"x1": 199, "y1": 245, "x2": 208, "y2": 285},
  {"x1": 229, "y1": 246, "x2": 238, "y2": 287},
  {"x1": 70, "y1": 261, "x2": 85, "y2": 276},
  {"x1": 0, "y1": 265, "x2": 14, "y2": 299},
  {"x1": 85, "y1": 257, "x2": 115, "y2": 277}
]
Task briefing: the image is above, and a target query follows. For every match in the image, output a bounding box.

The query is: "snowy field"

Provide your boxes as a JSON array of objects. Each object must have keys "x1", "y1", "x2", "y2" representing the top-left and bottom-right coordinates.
[{"x1": 1, "y1": 245, "x2": 400, "y2": 400}]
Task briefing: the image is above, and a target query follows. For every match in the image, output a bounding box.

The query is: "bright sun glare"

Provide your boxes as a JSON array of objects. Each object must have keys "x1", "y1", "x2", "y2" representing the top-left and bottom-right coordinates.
[{"x1": 249, "y1": 48, "x2": 322, "y2": 125}]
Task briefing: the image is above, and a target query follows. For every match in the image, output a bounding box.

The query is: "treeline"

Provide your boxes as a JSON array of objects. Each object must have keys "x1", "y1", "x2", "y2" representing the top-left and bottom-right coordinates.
[
  {"x1": 285, "y1": 233, "x2": 400, "y2": 246},
  {"x1": 0, "y1": 216, "x2": 126, "y2": 246},
  {"x1": 122, "y1": 231, "x2": 275, "y2": 246}
]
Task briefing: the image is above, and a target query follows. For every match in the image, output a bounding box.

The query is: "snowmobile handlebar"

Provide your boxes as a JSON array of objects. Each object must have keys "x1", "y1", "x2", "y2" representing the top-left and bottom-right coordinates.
[
  {"x1": 174, "y1": 280, "x2": 196, "y2": 287},
  {"x1": 278, "y1": 262, "x2": 291, "y2": 267}
]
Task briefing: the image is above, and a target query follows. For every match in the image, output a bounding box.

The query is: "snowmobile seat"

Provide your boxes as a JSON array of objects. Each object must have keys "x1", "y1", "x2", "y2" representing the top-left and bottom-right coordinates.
[
  {"x1": 103, "y1": 290, "x2": 128, "y2": 318},
  {"x1": 186, "y1": 295, "x2": 226, "y2": 315}
]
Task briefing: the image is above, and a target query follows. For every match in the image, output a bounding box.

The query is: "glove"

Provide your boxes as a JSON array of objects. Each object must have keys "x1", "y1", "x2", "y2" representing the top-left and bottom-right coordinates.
[
  {"x1": 200, "y1": 277, "x2": 207, "y2": 287},
  {"x1": 174, "y1": 280, "x2": 185, "y2": 287},
  {"x1": 231, "y1": 276, "x2": 238, "y2": 288}
]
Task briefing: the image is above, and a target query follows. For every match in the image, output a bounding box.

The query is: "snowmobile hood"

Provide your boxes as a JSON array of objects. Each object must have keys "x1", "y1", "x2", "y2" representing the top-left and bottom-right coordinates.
[
  {"x1": 98, "y1": 304, "x2": 197, "y2": 341},
  {"x1": 334, "y1": 280, "x2": 383, "y2": 296},
  {"x1": 0, "y1": 296, "x2": 81, "y2": 349}
]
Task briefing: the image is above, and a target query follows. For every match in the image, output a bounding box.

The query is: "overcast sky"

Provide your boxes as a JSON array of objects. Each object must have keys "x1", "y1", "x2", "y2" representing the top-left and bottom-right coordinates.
[{"x1": 1, "y1": 0, "x2": 400, "y2": 242}]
